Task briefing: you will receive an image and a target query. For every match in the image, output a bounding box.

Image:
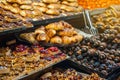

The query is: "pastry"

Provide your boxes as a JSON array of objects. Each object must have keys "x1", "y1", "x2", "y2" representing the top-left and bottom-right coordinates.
[
  {"x1": 46, "y1": 29, "x2": 56, "y2": 38},
  {"x1": 74, "y1": 35, "x2": 83, "y2": 42},
  {"x1": 46, "y1": 9, "x2": 60, "y2": 15},
  {"x1": 33, "y1": 6, "x2": 47, "y2": 13},
  {"x1": 47, "y1": 4, "x2": 61, "y2": 9},
  {"x1": 36, "y1": 34, "x2": 50, "y2": 42},
  {"x1": 20, "y1": 5, "x2": 32, "y2": 10},
  {"x1": 45, "y1": 22, "x2": 64, "y2": 30},
  {"x1": 62, "y1": 36, "x2": 71, "y2": 45},
  {"x1": 42, "y1": 0, "x2": 58, "y2": 3},
  {"x1": 20, "y1": 33, "x2": 37, "y2": 43},
  {"x1": 32, "y1": 2, "x2": 46, "y2": 7},
  {"x1": 35, "y1": 28, "x2": 46, "y2": 34},
  {"x1": 59, "y1": 29, "x2": 77, "y2": 37},
  {"x1": 50, "y1": 36, "x2": 62, "y2": 44}
]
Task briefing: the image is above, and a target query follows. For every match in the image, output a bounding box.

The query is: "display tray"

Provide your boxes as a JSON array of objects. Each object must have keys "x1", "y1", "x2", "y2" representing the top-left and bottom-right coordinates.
[
  {"x1": 0, "y1": 27, "x2": 26, "y2": 36},
  {"x1": 69, "y1": 59, "x2": 120, "y2": 79},
  {"x1": 19, "y1": 59, "x2": 104, "y2": 80},
  {"x1": 15, "y1": 56, "x2": 69, "y2": 80},
  {"x1": 15, "y1": 28, "x2": 92, "y2": 48}
]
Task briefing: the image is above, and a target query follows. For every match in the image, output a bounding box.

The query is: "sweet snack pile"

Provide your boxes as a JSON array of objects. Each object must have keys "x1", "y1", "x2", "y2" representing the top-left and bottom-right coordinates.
[
  {"x1": 91, "y1": 6, "x2": 120, "y2": 33},
  {"x1": 0, "y1": 44, "x2": 66, "y2": 80},
  {"x1": 0, "y1": 7, "x2": 33, "y2": 31},
  {"x1": 63, "y1": 29, "x2": 120, "y2": 75},
  {"x1": 0, "y1": 0, "x2": 83, "y2": 21},
  {"x1": 40, "y1": 68, "x2": 103, "y2": 80},
  {"x1": 20, "y1": 21, "x2": 83, "y2": 45}
]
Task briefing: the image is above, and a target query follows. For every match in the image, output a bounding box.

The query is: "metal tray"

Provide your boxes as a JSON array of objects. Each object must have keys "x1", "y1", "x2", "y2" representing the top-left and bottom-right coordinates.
[
  {"x1": 19, "y1": 60, "x2": 88, "y2": 80},
  {"x1": 0, "y1": 27, "x2": 26, "y2": 36},
  {"x1": 15, "y1": 28, "x2": 92, "y2": 48},
  {"x1": 69, "y1": 59, "x2": 120, "y2": 79},
  {"x1": 16, "y1": 56, "x2": 69, "y2": 80}
]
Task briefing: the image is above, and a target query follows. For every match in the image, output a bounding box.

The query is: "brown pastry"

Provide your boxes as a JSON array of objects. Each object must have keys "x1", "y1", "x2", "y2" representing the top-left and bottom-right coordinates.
[
  {"x1": 46, "y1": 29, "x2": 56, "y2": 38},
  {"x1": 47, "y1": 4, "x2": 61, "y2": 9},
  {"x1": 20, "y1": 33, "x2": 37, "y2": 43},
  {"x1": 36, "y1": 34, "x2": 50, "y2": 42},
  {"x1": 42, "y1": 0, "x2": 58, "y2": 3},
  {"x1": 45, "y1": 22, "x2": 64, "y2": 30},
  {"x1": 50, "y1": 36, "x2": 62, "y2": 44},
  {"x1": 59, "y1": 29, "x2": 77, "y2": 37},
  {"x1": 46, "y1": 9, "x2": 60, "y2": 15},
  {"x1": 62, "y1": 36, "x2": 72, "y2": 45},
  {"x1": 20, "y1": 5, "x2": 32, "y2": 10}
]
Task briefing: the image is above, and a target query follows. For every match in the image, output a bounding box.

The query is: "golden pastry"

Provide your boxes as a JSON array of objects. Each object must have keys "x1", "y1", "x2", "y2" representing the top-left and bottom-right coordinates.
[
  {"x1": 59, "y1": 29, "x2": 77, "y2": 37},
  {"x1": 12, "y1": 3, "x2": 19, "y2": 7},
  {"x1": 20, "y1": 33, "x2": 38, "y2": 43},
  {"x1": 35, "y1": 29, "x2": 45, "y2": 35},
  {"x1": 67, "y1": 0, "x2": 77, "y2": 2},
  {"x1": 62, "y1": 36, "x2": 71, "y2": 45},
  {"x1": 50, "y1": 36, "x2": 62, "y2": 44},
  {"x1": 7, "y1": 0, "x2": 32, "y2": 5},
  {"x1": 47, "y1": 4, "x2": 61, "y2": 9},
  {"x1": 45, "y1": 22, "x2": 64, "y2": 30},
  {"x1": 32, "y1": 2, "x2": 46, "y2": 7},
  {"x1": 33, "y1": 6, "x2": 48, "y2": 13},
  {"x1": 0, "y1": 67, "x2": 10, "y2": 74},
  {"x1": 60, "y1": 5, "x2": 75, "y2": 12},
  {"x1": 58, "y1": 21, "x2": 73, "y2": 29},
  {"x1": 20, "y1": 5, "x2": 32, "y2": 10},
  {"x1": 74, "y1": 35, "x2": 83, "y2": 42},
  {"x1": 42, "y1": 0, "x2": 58, "y2": 3},
  {"x1": 36, "y1": 34, "x2": 50, "y2": 42},
  {"x1": 46, "y1": 9, "x2": 60, "y2": 15},
  {"x1": 46, "y1": 29, "x2": 56, "y2": 38}
]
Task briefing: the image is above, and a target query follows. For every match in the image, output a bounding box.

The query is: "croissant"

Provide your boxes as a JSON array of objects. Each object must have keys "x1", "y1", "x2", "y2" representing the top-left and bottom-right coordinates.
[
  {"x1": 46, "y1": 29, "x2": 56, "y2": 38},
  {"x1": 59, "y1": 29, "x2": 77, "y2": 37},
  {"x1": 45, "y1": 22, "x2": 64, "y2": 30},
  {"x1": 50, "y1": 36, "x2": 62, "y2": 44},
  {"x1": 74, "y1": 35, "x2": 83, "y2": 42},
  {"x1": 20, "y1": 33, "x2": 38, "y2": 43},
  {"x1": 36, "y1": 34, "x2": 50, "y2": 42},
  {"x1": 62, "y1": 36, "x2": 71, "y2": 45},
  {"x1": 35, "y1": 29, "x2": 45, "y2": 34}
]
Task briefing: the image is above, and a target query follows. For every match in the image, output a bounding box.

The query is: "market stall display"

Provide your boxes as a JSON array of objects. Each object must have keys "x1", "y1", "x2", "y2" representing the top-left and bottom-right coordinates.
[
  {"x1": 62, "y1": 29, "x2": 120, "y2": 77},
  {"x1": 0, "y1": 0, "x2": 119, "y2": 79},
  {"x1": 20, "y1": 21, "x2": 83, "y2": 46},
  {"x1": 0, "y1": 0, "x2": 83, "y2": 21},
  {"x1": 0, "y1": 44, "x2": 67, "y2": 80}
]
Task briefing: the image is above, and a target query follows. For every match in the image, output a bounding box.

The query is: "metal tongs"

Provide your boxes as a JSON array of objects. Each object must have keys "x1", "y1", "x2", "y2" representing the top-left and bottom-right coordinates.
[{"x1": 84, "y1": 10, "x2": 98, "y2": 35}]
